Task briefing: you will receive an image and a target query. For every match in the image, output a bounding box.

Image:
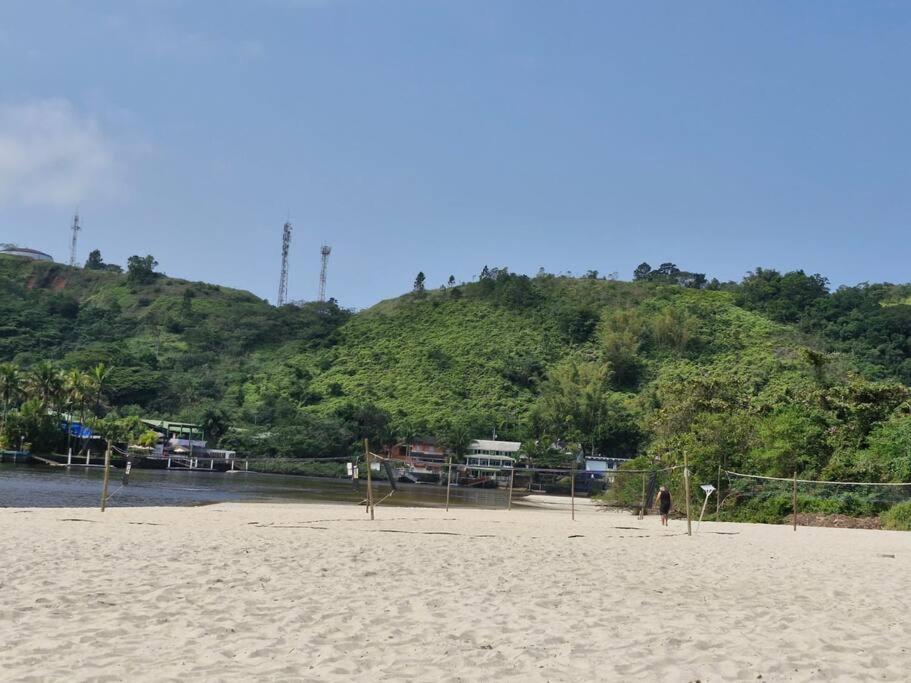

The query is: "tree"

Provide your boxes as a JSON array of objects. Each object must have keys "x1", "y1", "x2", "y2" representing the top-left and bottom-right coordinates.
[
  {"x1": 3, "y1": 398, "x2": 58, "y2": 454},
  {"x1": 751, "y1": 406, "x2": 830, "y2": 477},
  {"x1": 199, "y1": 406, "x2": 230, "y2": 445},
  {"x1": 651, "y1": 307, "x2": 697, "y2": 352},
  {"x1": 633, "y1": 261, "x2": 706, "y2": 287},
  {"x1": 856, "y1": 415, "x2": 911, "y2": 482},
  {"x1": 633, "y1": 262, "x2": 652, "y2": 281},
  {"x1": 27, "y1": 361, "x2": 62, "y2": 410},
  {"x1": 62, "y1": 369, "x2": 88, "y2": 450},
  {"x1": 447, "y1": 275, "x2": 456, "y2": 288},
  {"x1": 413, "y1": 272, "x2": 426, "y2": 298},
  {"x1": 553, "y1": 304, "x2": 598, "y2": 344},
  {"x1": 333, "y1": 402, "x2": 392, "y2": 446},
  {"x1": 138, "y1": 430, "x2": 161, "y2": 448},
  {"x1": 92, "y1": 415, "x2": 144, "y2": 446},
  {"x1": 654, "y1": 262, "x2": 681, "y2": 279},
  {"x1": 521, "y1": 436, "x2": 565, "y2": 468},
  {"x1": 736, "y1": 268, "x2": 829, "y2": 323},
  {"x1": 89, "y1": 363, "x2": 111, "y2": 418},
  {"x1": 441, "y1": 420, "x2": 472, "y2": 462},
  {"x1": 600, "y1": 308, "x2": 648, "y2": 387},
  {"x1": 0, "y1": 363, "x2": 20, "y2": 436},
  {"x1": 127, "y1": 255, "x2": 159, "y2": 284},
  {"x1": 85, "y1": 249, "x2": 105, "y2": 270},
  {"x1": 534, "y1": 361, "x2": 623, "y2": 455}
]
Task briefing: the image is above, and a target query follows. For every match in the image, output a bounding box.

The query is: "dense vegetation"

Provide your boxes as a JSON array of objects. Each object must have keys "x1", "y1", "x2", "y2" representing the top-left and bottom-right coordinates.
[{"x1": 1, "y1": 254, "x2": 909, "y2": 521}]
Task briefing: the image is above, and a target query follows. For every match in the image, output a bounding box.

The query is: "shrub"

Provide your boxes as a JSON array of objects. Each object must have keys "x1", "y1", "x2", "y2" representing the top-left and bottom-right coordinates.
[
  {"x1": 881, "y1": 501, "x2": 911, "y2": 531},
  {"x1": 725, "y1": 492, "x2": 882, "y2": 524}
]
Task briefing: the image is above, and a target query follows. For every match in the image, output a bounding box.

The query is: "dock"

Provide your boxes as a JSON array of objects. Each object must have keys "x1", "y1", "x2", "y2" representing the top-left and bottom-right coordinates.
[
  {"x1": 3, "y1": 450, "x2": 248, "y2": 472},
  {"x1": 141, "y1": 453, "x2": 249, "y2": 472}
]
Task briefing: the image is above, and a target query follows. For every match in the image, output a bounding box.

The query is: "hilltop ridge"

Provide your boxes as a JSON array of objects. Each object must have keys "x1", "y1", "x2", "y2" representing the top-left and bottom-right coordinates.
[{"x1": 1, "y1": 254, "x2": 909, "y2": 490}]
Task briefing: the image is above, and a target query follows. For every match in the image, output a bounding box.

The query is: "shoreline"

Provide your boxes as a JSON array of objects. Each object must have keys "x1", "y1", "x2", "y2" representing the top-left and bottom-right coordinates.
[{"x1": 3, "y1": 501, "x2": 910, "y2": 681}]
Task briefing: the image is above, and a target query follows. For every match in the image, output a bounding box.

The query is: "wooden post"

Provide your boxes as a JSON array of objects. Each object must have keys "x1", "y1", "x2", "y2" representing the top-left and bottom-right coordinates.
[
  {"x1": 365, "y1": 439, "x2": 374, "y2": 520},
  {"x1": 507, "y1": 467, "x2": 515, "y2": 511},
  {"x1": 716, "y1": 464, "x2": 722, "y2": 520},
  {"x1": 67, "y1": 447, "x2": 72, "y2": 467},
  {"x1": 792, "y1": 472, "x2": 798, "y2": 531},
  {"x1": 683, "y1": 451, "x2": 692, "y2": 536},
  {"x1": 445, "y1": 457, "x2": 453, "y2": 512},
  {"x1": 639, "y1": 472, "x2": 646, "y2": 520},
  {"x1": 100, "y1": 441, "x2": 112, "y2": 512},
  {"x1": 570, "y1": 458, "x2": 576, "y2": 521}
]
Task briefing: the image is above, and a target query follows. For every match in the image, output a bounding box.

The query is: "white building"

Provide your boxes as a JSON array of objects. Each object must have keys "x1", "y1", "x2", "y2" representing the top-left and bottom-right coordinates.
[
  {"x1": 464, "y1": 439, "x2": 523, "y2": 470},
  {"x1": 0, "y1": 245, "x2": 53, "y2": 262},
  {"x1": 584, "y1": 456, "x2": 631, "y2": 473}
]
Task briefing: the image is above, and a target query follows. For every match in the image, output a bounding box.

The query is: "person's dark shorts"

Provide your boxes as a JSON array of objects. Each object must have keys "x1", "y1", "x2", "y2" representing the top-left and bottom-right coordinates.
[{"x1": 659, "y1": 503, "x2": 671, "y2": 515}]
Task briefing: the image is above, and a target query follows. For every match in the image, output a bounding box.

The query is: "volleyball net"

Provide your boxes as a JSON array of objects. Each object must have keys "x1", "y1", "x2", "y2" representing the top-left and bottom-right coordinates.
[
  {"x1": 721, "y1": 471, "x2": 911, "y2": 525},
  {"x1": 597, "y1": 466, "x2": 683, "y2": 517}
]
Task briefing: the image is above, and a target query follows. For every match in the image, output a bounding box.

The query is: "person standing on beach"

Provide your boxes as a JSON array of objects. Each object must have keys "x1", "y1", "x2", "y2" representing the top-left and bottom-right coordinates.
[{"x1": 657, "y1": 486, "x2": 671, "y2": 526}]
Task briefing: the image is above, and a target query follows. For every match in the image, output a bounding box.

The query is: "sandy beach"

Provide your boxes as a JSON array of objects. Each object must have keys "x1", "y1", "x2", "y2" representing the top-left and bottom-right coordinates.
[{"x1": 2, "y1": 500, "x2": 910, "y2": 682}]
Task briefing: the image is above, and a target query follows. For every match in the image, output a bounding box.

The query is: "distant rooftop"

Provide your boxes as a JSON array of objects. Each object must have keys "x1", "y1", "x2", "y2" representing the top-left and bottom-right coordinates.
[
  {"x1": 469, "y1": 439, "x2": 522, "y2": 453},
  {"x1": 142, "y1": 419, "x2": 202, "y2": 435},
  {"x1": 0, "y1": 244, "x2": 53, "y2": 261}
]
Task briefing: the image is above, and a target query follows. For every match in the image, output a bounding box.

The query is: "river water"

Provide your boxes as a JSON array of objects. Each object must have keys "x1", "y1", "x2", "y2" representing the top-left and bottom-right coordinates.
[{"x1": 0, "y1": 463, "x2": 512, "y2": 509}]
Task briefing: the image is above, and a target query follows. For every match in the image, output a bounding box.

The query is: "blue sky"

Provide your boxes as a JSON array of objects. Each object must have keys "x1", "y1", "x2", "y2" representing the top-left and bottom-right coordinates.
[{"x1": 1, "y1": 1, "x2": 908, "y2": 309}]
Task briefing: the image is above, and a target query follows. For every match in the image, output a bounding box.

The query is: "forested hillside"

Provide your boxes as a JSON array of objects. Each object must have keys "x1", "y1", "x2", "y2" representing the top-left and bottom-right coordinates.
[{"x1": 1, "y1": 255, "x2": 909, "y2": 489}]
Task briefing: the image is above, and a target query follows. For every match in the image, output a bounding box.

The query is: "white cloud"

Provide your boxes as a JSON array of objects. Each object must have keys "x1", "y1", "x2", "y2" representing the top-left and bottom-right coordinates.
[{"x1": 0, "y1": 99, "x2": 122, "y2": 208}]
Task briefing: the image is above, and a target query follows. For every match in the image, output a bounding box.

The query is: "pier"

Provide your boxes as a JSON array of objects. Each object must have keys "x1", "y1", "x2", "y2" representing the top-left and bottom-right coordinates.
[
  {"x1": 142, "y1": 452, "x2": 249, "y2": 472},
  {"x1": 2, "y1": 450, "x2": 249, "y2": 472}
]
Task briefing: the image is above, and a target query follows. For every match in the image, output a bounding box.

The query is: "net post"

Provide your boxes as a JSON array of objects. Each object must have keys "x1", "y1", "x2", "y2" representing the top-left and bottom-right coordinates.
[
  {"x1": 716, "y1": 464, "x2": 721, "y2": 521},
  {"x1": 365, "y1": 439, "x2": 374, "y2": 520},
  {"x1": 792, "y1": 471, "x2": 797, "y2": 531},
  {"x1": 639, "y1": 472, "x2": 646, "y2": 520},
  {"x1": 571, "y1": 458, "x2": 576, "y2": 521},
  {"x1": 445, "y1": 456, "x2": 453, "y2": 512},
  {"x1": 507, "y1": 467, "x2": 515, "y2": 511},
  {"x1": 100, "y1": 440, "x2": 112, "y2": 512},
  {"x1": 684, "y1": 452, "x2": 692, "y2": 536}
]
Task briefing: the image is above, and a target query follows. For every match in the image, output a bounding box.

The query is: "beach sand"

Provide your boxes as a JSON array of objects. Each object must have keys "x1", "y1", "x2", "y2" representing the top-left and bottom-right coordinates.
[{"x1": 2, "y1": 499, "x2": 909, "y2": 681}]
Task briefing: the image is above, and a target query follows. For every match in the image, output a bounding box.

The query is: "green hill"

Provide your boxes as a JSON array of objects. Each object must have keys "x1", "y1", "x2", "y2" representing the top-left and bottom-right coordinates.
[{"x1": 1, "y1": 255, "x2": 909, "y2": 493}]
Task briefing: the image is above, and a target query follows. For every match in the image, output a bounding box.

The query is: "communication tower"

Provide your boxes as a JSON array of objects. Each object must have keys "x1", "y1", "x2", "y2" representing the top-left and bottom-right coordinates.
[
  {"x1": 69, "y1": 212, "x2": 81, "y2": 267},
  {"x1": 318, "y1": 244, "x2": 331, "y2": 302},
  {"x1": 277, "y1": 221, "x2": 292, "y2": 306}
]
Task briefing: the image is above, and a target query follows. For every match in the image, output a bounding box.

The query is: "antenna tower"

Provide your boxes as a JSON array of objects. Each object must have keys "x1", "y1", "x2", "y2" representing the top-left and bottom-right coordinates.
[
  {"x1": 69, "y1": 211, "x2": 81, "y2": 267},
  {"x1": 277, "y1": 221, "x2": 292, "y2": 306},
  {"x1": 318, "y1": 244, "x2": 332, "y2": 302}
]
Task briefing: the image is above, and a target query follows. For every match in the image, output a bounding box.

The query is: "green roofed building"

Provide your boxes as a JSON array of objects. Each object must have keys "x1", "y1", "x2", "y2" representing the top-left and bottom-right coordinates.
[{"x1": 141, "y1": 419, "x2": 206, "y2": 452}]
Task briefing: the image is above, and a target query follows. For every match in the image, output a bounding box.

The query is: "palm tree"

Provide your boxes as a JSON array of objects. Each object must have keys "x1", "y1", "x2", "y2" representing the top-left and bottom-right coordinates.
[
  {"x1": 442, "y1": 421, "x2": 472, "y2": 463},
  {"x1": 89, "y1": 363, "x2": 111, "y2": 418},
  {"x1": 27, "y1": 361, "x2": 63, "y2": 410},
  {"x1": 63, "y1": 369, "x2": 89, "y2": 451},
  {"x1": 0, "y1": 362, "x2": 20, "y2": 436},
  {"x1": 199, "y1": 407, "x2": 229, "y2": 446}
]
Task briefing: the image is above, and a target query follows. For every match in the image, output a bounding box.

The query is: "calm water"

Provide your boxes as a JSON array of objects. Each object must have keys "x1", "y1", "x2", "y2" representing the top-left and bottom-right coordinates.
[{"x1": 0, "y1": 463, "x2": 512, "y2": 509}]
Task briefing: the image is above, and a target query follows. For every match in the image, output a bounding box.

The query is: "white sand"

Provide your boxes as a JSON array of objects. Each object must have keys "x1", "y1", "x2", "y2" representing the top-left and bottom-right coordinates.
[{"x1": 2, "y1": 500, "x2": 910, "y2": 682}]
